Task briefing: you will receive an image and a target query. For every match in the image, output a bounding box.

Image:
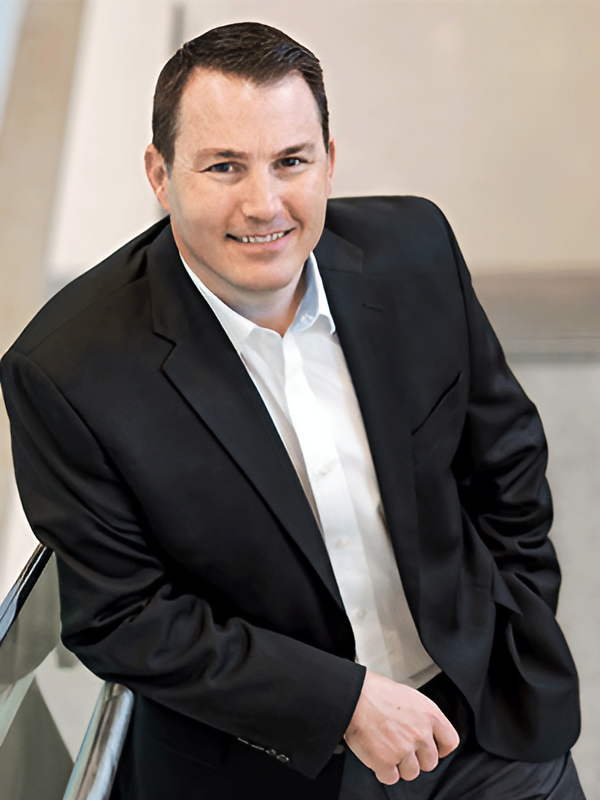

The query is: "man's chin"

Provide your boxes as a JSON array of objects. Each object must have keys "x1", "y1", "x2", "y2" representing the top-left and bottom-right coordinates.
[{"x1": 230, "y1": 252, "x2": 307, "y2": 288}]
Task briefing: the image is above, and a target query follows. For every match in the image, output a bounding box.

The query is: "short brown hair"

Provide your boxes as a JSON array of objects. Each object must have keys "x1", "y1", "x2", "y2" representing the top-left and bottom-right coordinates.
[{"x1": 152, "y1": 22, "x2": 330, "y2": 168}]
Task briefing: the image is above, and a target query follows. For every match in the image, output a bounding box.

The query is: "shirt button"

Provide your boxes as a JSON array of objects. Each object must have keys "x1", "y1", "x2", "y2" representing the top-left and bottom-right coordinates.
[
  {"x1": 318, "y1": 462, "x2": 333, "y2": 477},
  {"x1": 335, "y1": 536, "x2": 349, "y2": 548},
  {"x1": 355, "y1": 608, "x2": 366, "y2": 620}
]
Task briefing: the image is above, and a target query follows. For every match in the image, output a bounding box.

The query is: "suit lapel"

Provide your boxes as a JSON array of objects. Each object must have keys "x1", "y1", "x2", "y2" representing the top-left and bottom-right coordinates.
[
  {"x1": 146, "y1": 226, "x2": 344, "y2": 609},
  {"x1": 315, "y1": 229, "x2": 422, "y2": 614},
  {"x1": 145, "y1": 223, "x2": 422, "y2": 617}
]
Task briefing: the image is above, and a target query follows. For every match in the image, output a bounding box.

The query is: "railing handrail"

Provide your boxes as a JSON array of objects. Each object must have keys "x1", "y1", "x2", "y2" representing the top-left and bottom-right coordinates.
[
  {"x1": 0, "y1": 543, "x2": 134, "y2": 799},
  {"x1": 62, "y1": 681, "x2": 134, "y2": 800},
  {"x1": 0, "y1": 544, "x2": 53, "y2": 747},
  {"x1": 0, "y1": 544, "x2": 51, "y2": 644}
]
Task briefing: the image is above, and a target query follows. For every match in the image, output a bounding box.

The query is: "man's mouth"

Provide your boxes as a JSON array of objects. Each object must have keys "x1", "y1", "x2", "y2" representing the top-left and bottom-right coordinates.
[{"x1": 227, "y1": 230, "x2": 291, "y2": 244}]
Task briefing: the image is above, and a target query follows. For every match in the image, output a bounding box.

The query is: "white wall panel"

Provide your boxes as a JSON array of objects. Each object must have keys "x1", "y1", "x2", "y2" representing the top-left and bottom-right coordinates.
[
  {"x1": 0, "y1": 0, "x2": 28, "y2": 129},
  {"x1": 46, "y1": 0, "x2": 174, "y2": 283}
]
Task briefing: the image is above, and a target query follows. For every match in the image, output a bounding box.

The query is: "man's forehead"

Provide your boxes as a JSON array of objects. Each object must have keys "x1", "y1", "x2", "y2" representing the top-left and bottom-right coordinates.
[
  {"x1": 181, "y1": 65, "x2": 305, "y2": 95},
  {"x1": 174, "y1": 68, "x2": 324, "y2": 158},
  {"x1": 179, "y1": 68, "x2": 317, "y2": 117}
]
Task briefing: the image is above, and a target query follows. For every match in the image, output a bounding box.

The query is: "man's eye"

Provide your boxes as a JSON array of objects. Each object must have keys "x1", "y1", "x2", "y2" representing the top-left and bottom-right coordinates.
[
  {"x1": 280, "y1": 157, "x2": 302, "y2": 168},
  {"x1": 207, "y1": 162, "x2": 235, "y2": 173}
]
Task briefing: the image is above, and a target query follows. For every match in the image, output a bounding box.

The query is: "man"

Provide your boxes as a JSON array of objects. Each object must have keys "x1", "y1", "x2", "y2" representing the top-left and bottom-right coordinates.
[{"x1": 0, "y1": 22, "x2": 584, "y2": 800}]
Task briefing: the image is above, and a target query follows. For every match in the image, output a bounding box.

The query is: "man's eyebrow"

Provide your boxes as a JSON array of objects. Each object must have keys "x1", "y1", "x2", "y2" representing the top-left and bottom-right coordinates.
[
  {"x1": 192, "y1": 142, "x2": 315, "y2": 162},
  {"x1": 277, "y1": 143, "x2": 314, "y2": 157},
  {"x1": 198, "y1": 149, "x2": 246, "y2": 160}
]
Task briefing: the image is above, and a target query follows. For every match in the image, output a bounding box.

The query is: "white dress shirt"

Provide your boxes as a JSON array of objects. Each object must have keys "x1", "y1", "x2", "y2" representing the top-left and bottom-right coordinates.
[{"x1": 182, "y1": 254, "x2": 439, "y2": 688}]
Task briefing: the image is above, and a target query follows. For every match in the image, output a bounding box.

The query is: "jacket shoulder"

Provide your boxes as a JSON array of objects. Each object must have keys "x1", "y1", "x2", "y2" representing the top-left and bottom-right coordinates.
[
  {"x1": 324, "y1": 196, "x2": 450, "y2": 249},
  {"x1": 4, "y1": 218, "x2": 170, "y2": 358},
  {"x1": 323, "y1": 196, "x2": 460, "y2": 284}
]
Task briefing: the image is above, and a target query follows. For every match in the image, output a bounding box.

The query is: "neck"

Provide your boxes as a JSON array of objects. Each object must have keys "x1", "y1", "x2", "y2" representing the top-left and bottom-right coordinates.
[
  {"x1": 227, "y1": 270, "x2": 307, "y2": 335},
  {"x1": 184, "y1": 257, "x2": 307, "y2": 337}
]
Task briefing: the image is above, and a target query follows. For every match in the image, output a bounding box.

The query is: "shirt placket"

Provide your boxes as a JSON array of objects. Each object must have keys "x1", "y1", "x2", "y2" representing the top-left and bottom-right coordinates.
[{"x1": 282, "y1": 330, "x2": 392, "y2": 674}]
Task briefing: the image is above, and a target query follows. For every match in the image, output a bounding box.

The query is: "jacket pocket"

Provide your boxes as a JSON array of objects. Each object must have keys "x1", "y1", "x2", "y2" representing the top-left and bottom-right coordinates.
[{"x1": 411, "y1": 371, "x2": 463, "y2": 465}]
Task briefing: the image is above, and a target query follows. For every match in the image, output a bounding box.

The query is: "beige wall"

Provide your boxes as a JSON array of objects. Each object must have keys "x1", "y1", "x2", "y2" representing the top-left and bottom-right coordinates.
[
  {"x1": 46, "y1": 0, "x2": 600, "y2": 284},
  {"x1": 46, "y1": 0, "x2": 173, "y2": 285},
  {"x1": 186, "y1": 1, "x2": 600, "y2": 272}
]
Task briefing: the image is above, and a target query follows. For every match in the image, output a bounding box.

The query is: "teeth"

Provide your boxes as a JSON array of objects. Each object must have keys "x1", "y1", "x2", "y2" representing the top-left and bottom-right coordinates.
[{"x1": 237, "y1": 231, "x2": 286, "y2": 244}]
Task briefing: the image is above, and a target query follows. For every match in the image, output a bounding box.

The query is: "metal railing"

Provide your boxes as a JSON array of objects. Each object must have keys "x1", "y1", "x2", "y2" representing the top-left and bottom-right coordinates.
[
  {"x1": 63, "y1": 681, "x2": 133, "y2": 800},
  {"x1": 0, "y1": 545, "x2": 52, "y2": 753},
  {"x1": 0, "y1": 545, "x2": 133, "y2": 800},
  {"x1": 0, "y1": 545, "x2": 51, "y2": 641}
]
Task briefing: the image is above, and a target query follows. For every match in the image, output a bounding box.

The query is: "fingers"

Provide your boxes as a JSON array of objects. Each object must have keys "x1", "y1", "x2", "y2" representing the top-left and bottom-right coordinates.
[
  {"x1": 432, "y1": 713, "x2": 461, "y2": 758},
  {"x1": 414, "y1": 735, "x2": 440, "y2": 773},
  {"x1": 374, "y1": 764, "x2": 401, "y2": 785},
  {"x1": 351, "y1": 731, "x2": 444, "y2": 785},
  {"x1": 374, "y1": 748, "x2": 431, "y2": 784},
  {"x1": 397, "y1": 751, "x2": 421, "y2": 781}
]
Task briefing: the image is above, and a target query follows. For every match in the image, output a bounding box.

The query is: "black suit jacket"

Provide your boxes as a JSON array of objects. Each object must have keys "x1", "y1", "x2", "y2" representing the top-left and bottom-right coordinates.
[{"x1": 1, "y1": 197, "x2": 580, "y2": 799}]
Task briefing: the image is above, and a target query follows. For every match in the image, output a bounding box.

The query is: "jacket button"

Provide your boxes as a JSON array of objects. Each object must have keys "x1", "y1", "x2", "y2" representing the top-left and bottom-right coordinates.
[{"x1": 276, "y1": 754, "x2": 290, "y2": 763}]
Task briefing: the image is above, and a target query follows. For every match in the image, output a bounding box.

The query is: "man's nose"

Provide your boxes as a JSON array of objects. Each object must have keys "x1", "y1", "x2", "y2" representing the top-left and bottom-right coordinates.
[{"x1": 239, "y1": 169, "x2": 282, "y2": 222}]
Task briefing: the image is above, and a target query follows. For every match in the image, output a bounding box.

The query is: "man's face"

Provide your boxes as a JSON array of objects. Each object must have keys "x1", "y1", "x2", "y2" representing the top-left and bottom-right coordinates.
[{"x1": 145, "y1": 68, "x2": 334, "y2": 307}]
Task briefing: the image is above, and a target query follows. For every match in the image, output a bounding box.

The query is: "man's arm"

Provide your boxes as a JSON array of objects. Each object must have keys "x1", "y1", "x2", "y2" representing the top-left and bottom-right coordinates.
[
  {"x1": 443, "y1": 210, "x2": 559, "y2": 613},
  {"x1": 442, "y1": 204, "x2": 579, "y2": 759},
  {"x1": 0, "y1": 348, "x2": 365, "y2": 780},
  {"x1": 342, "y1": 198, "x2": 566, "y2": 780}
]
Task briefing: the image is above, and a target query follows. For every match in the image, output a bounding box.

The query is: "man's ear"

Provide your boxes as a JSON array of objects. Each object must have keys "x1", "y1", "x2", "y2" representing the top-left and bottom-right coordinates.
[
  {"x1": 327, "y1": 138, "x2": 336, "y2": 196},
  {"x1": 144, "y1": 144, "x2": 170, "y2": 212}
]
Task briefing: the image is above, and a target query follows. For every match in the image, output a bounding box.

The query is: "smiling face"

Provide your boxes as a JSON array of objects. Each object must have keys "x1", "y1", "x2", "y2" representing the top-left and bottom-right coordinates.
[{"x1": 145, "y1": 68, "x2": 334, "y2": 325}]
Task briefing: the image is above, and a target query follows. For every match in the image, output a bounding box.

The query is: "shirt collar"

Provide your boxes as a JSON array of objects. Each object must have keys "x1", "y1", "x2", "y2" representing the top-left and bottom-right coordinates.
[{"x1": 180, "y1": 252, "x2": 336, "y2": 355}]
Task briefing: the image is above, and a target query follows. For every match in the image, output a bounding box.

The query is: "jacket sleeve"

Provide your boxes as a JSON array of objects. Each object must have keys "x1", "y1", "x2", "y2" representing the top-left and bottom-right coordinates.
[
  {"x1": 432, "y1": 205, "x2": 581, "y2": 759},
  {"x1": 0, "y1": 349, "x2": 365, "y2": 780},
  {"x1": 438, "y1": 207, "x2": 561, "y2": 614}
]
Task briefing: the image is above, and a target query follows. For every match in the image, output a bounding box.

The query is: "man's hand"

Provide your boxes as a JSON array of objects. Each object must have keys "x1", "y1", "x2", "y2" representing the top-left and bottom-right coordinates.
[{"x1": 344, "y1": 670, "x2": 460, "y2": 784}]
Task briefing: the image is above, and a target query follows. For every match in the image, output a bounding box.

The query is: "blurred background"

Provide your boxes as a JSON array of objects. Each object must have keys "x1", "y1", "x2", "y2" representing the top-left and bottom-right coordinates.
[{"x1": 0, "y1": 0, "x2": 599, "y2": 796}]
